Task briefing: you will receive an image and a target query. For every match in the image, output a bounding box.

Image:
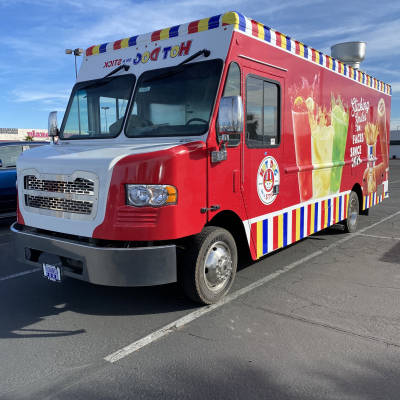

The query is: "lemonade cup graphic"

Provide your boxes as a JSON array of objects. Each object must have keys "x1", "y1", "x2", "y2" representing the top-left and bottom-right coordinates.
[
  {"x1": 292, "y1": 109, "x2": 313, "y2": 202},
  {"x1": 312, "y1": 125, "x2": 334, "y2": 199},
  {"x1": 330, "y1": 103, "x2": 349, "y2": 194},
  {"x1": 289, "y1": 74, "x2": 319, "y2": 203}
]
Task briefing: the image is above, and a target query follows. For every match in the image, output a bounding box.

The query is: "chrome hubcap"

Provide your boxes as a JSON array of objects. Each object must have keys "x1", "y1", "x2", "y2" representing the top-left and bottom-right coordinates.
[
  {"x1": 204, "y1": 241, "x2": 232, "y2": 292},
  {"x1": 349, "y1": 198, "x2": 358, "y2": 226}
]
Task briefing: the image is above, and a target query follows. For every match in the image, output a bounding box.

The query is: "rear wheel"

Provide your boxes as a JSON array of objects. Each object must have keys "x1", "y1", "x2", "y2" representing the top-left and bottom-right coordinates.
[
  {"x1": 179, "y1": 226, "x2": 237, "y2": 305},
  {"x1": 342, "y1": 191, "x2": 359, "y2": 233}
]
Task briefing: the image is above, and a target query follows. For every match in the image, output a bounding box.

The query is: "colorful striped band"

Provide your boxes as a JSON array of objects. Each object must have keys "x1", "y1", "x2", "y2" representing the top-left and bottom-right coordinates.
[
  {"x1": 363, "y1": 190, "x2": 387, "y2": 210},
  {"x1": 253, "y1": 192, "x2": 351, "y2": 259}
]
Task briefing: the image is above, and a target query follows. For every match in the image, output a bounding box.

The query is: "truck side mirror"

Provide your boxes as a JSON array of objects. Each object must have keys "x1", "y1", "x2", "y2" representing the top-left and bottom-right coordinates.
[
  {"x1": 0, "y1": 159, "x2": 2, "y2": 168},
  {"x1": 48, "y1": 111, "x2": 59, "y2": 137},
  {"x1": 218, "y1": 96, "x2": 244, "y2": 134}
]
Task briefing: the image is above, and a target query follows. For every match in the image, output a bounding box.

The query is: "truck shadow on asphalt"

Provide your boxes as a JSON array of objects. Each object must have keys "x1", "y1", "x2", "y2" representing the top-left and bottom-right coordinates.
[
  {"x1": 19, "y1": 356, "x2": 400, "y2": 400},
  {"x1": 0, "y1": 219, "x2": 202, "y2": 340},
  {"x1": 0, "y1": 217, "x2": 361, "y2": 341},
  {"x1": 380, "y1": 242, "x2": 400, "y2": 264},
  {"x1": 0, "y1": 276, "x2": 200, "y2": 339}
]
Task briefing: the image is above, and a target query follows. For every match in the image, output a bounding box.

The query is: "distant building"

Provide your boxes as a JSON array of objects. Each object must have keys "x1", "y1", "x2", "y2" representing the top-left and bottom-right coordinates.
[
  {"x1": 390, "y1": 130, "x2": 400, "y2": 159},
  {"x1": 0, "y1": 128, "x2": 49, "y2": 142}
]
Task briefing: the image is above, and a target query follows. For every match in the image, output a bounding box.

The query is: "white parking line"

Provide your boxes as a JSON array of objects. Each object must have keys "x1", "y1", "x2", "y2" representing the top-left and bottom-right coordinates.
[
  {"x1": 0, "y1": 268, "x2": 41, "y2": 282},
  {"x1": 390, "y1": 179, "x2": 400, "y2": 184},
  {"x1": 104, "y1": 209, "x2": 400, "y2": 364},
  {"x1": 358, "y1": 233, "x2": 400, "y2": 241}
]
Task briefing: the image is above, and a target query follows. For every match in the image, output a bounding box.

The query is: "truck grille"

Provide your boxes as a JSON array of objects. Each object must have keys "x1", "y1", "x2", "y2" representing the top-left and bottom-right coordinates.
[
  {"x1": 21, "y1": 171, "x2": 99, "y2": 221},
  {"x1": 25, "y1": 176, "x2": 94, "y2": 195},
  {"x1": 26, "y1": 195, "x2": 93, "y2": 215}
]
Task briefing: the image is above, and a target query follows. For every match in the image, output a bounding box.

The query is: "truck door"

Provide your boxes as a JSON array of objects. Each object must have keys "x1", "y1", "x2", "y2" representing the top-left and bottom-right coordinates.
[
  {"x1": 242, "y1": 66, "x2": 284, "y2": 258},
  {"x1": 208, "y1": 62, "x2": 243, "y2": 219}
]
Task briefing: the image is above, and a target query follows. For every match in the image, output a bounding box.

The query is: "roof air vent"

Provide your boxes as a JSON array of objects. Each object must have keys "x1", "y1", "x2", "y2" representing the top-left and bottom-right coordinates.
[{"x1": 330, "y1": 41, "x2": 366, "y2": 70}]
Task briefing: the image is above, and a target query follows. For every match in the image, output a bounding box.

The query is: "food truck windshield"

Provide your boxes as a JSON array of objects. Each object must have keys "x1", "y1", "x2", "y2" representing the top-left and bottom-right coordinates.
[
  {"x1": 125, "y1": 59, "x2": 222, "y2": 138},
  {"x1": 60, "y1": 74, "x2": 136, "y2": 140},
  {"x1": 60, "y1": 59, "x2": 223, "y2": 140}
]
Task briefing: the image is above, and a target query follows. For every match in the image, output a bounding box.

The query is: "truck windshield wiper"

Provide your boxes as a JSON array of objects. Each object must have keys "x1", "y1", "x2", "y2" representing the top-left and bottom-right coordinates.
[
  {"x1": 178, "y1": 48, "x2": 210, "y2": 66},
  {"x1": 144, "y1": 49, "x2": 210, "y2": 83},
  {"x1": 84, "y1": 64, "x2": 130, "y2": 89}
]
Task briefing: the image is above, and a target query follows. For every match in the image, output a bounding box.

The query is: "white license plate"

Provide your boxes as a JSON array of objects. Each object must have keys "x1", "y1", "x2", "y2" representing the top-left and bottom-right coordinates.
[{"x1": 43, "y1": 263, "x2": 61, "y2": 282}]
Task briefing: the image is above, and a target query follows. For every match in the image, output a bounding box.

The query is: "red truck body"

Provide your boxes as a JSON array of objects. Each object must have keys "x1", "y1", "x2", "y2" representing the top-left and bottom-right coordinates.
[{"x1": 13, "y1": 12, "x2": 391, "y2": 302}]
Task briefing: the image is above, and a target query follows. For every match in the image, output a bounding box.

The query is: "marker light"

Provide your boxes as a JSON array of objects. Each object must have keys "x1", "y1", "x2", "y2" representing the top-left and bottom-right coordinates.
[{"x1": 126, "y1": 184, "x2": 177, "y2": 207}]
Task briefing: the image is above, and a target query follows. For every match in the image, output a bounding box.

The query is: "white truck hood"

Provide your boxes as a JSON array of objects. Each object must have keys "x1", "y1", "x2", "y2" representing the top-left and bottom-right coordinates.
[{"x1": 17, "y1": 140, "x2": 181, "y2": 237}]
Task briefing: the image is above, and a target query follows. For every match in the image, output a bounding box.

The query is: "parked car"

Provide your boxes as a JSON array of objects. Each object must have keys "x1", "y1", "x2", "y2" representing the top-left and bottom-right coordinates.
[{"x1": 0, "y1": 141, "x2": 48, "y2": 218}]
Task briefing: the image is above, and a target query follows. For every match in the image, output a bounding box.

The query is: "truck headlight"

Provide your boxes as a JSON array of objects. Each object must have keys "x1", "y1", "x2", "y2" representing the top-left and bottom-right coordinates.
[{"x1": 126, "y1": 184, "x2": 177, "y2": 207}]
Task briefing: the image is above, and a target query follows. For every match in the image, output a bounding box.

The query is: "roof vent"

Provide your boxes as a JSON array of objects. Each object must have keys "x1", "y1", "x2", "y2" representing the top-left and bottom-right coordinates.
[{"x1": 330, "y1": 41, "x2": 366, "y2": 70}]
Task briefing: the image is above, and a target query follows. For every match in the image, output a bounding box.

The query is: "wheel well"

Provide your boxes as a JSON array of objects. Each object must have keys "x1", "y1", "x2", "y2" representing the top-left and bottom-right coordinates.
[
  {"x1": 206, "y1": 210, "x2": 250, "y2": 257},
  {"x1": 351, "y1": 183, "x2": 364, "y2": 214}
]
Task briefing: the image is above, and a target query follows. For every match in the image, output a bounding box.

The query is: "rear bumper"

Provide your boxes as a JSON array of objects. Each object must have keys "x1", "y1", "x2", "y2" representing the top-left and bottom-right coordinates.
[{"x1": 11, "y1": 223, "x2": 177, "y2": 287}]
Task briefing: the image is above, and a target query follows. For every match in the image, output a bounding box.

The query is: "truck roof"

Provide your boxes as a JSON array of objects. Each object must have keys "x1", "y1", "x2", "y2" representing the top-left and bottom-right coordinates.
[{"x1": 85, "y1": 11, "x2": 391, "y2": 97}]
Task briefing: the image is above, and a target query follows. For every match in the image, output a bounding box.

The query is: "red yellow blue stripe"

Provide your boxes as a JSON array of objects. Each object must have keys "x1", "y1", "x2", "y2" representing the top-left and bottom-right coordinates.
[
  {"x1": 363, "y1": 188, "x2": 387, "y2": 211},
  {"x1": 253, "y1": 191, "x2": 361, "y2": 259},
  {"x1": 254, "y1": 189, "x2": 391, "y2": 258}
]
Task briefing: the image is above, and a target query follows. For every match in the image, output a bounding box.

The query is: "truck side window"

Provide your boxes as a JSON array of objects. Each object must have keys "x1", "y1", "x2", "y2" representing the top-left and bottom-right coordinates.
[
  {"x1": 246, "y1": 76, "x2": 280, "y2": 148},
  {"x1": 222, "y1": 62, "x2": 240, "y2": 97},
  {"x1": 217, "y1": 62, "x2": 241, "y2": 147}
]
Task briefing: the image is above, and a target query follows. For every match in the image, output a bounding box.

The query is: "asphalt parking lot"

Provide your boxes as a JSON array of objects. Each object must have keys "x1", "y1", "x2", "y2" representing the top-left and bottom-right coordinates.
[{"x1": 1, "y1": 160, "x2": 400, "y2": 400}]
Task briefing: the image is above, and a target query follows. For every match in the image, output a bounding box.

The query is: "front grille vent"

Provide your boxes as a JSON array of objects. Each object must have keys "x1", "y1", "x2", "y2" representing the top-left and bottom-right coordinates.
[
  {"x1": 115, "y1": 207, "x2": 159, "y2": 227},
  {"x1": 26, "y1": 195, "x2": 93, "y2": 215},
  {"x1": 25, "y1": 176, "x2": 94, "y2": 195}
]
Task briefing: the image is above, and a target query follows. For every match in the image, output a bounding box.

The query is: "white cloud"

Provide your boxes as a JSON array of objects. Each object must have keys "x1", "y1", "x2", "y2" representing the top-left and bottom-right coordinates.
[
  {"x1": 48, "y1": 0, "x2": 326, "y2": 50},
  {"x1": 364, "y1": 66, "x2": 400, "y2": 79},
  {"x1": 0, "y1": 0, "x2": 126, "y2": 10},
  {"x1": 290, "y1": 18, "x2": 400, "y2": 60},
  {"x1": 9, "y1": 88, "x2": 70, "y2": 103},
  {"x1": 389, "y1": 82, "x2": 400, "y2": 100},
  {"x1": 390, "y1": 82, "x2": 400, "y2": 92},
  {"x1": 0, "y1": 36, "x2": 60, "y2": 60},
  {"x1": 40, "y1": 107, "x2": 66, "y2": 112}
]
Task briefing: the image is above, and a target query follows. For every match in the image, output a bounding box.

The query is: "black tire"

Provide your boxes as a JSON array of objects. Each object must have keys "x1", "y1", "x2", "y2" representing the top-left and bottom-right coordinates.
[
  {"x1": 342, "y1": 191, "x2": 359, "y2": 233},
  {"x1": 179, "y1": 226, "x2": 237, "y2": 305}
]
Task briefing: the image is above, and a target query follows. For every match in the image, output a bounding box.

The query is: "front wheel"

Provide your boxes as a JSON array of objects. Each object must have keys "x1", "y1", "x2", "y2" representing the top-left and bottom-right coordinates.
[
  {"x1": 179, "y1": 226, "x2": 237, "y2": 305},
  {"x1": 342, "y1": 191, "x2": 359, "y2": 233}
]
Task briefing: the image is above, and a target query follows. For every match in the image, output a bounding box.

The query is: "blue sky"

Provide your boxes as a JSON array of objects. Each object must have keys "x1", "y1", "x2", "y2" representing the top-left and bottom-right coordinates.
[{"x1": 0, "y1": 0, "x2": 399, "y2": 130}]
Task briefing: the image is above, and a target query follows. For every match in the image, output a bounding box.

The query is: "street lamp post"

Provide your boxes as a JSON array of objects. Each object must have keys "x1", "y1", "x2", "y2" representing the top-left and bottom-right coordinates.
[
  {"x1": 66, "y1": 48, "x2": 83, "y2": 135},
  {"x1": 101, "y1": 107, "x2": 110, "y2": 132},
  {"x1": 65, "y1": 48, "x2": 83, "y2": 79}
]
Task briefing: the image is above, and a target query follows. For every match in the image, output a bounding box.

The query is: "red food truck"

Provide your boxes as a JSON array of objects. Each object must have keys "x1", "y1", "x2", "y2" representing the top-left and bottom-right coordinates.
[{"x1": 12, "y1": 12, "x2": 391, "y2": 304}]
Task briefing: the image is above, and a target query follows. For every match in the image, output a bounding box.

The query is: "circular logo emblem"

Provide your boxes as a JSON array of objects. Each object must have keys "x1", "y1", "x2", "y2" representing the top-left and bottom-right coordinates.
[{"x1": 257, "y1": 156, "x2": 280, "y2": 205}]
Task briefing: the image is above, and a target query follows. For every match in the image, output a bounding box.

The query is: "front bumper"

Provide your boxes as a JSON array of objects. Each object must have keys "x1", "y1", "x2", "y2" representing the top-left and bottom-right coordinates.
[{"x1": 11, "y1": 223, "x2": 177, "y2": 286}]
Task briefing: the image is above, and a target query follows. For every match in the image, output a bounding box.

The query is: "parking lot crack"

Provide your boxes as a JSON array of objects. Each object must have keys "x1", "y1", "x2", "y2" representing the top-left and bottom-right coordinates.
[
  {"x1": 182, "y1": 331, "x2": 213, "y2": 341},
  {"x1": 239, "y1": 302, "x2": 400, "y2": 349},
  {"x1": 290, "y1": 303, "x2": 321, "y2": 314},
  {"x1": 290, "y1": 276, "x2": 304, "y2": 285},
  {"x1": 346, "y1": 280, "x2": 400, "y2": 290}
]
